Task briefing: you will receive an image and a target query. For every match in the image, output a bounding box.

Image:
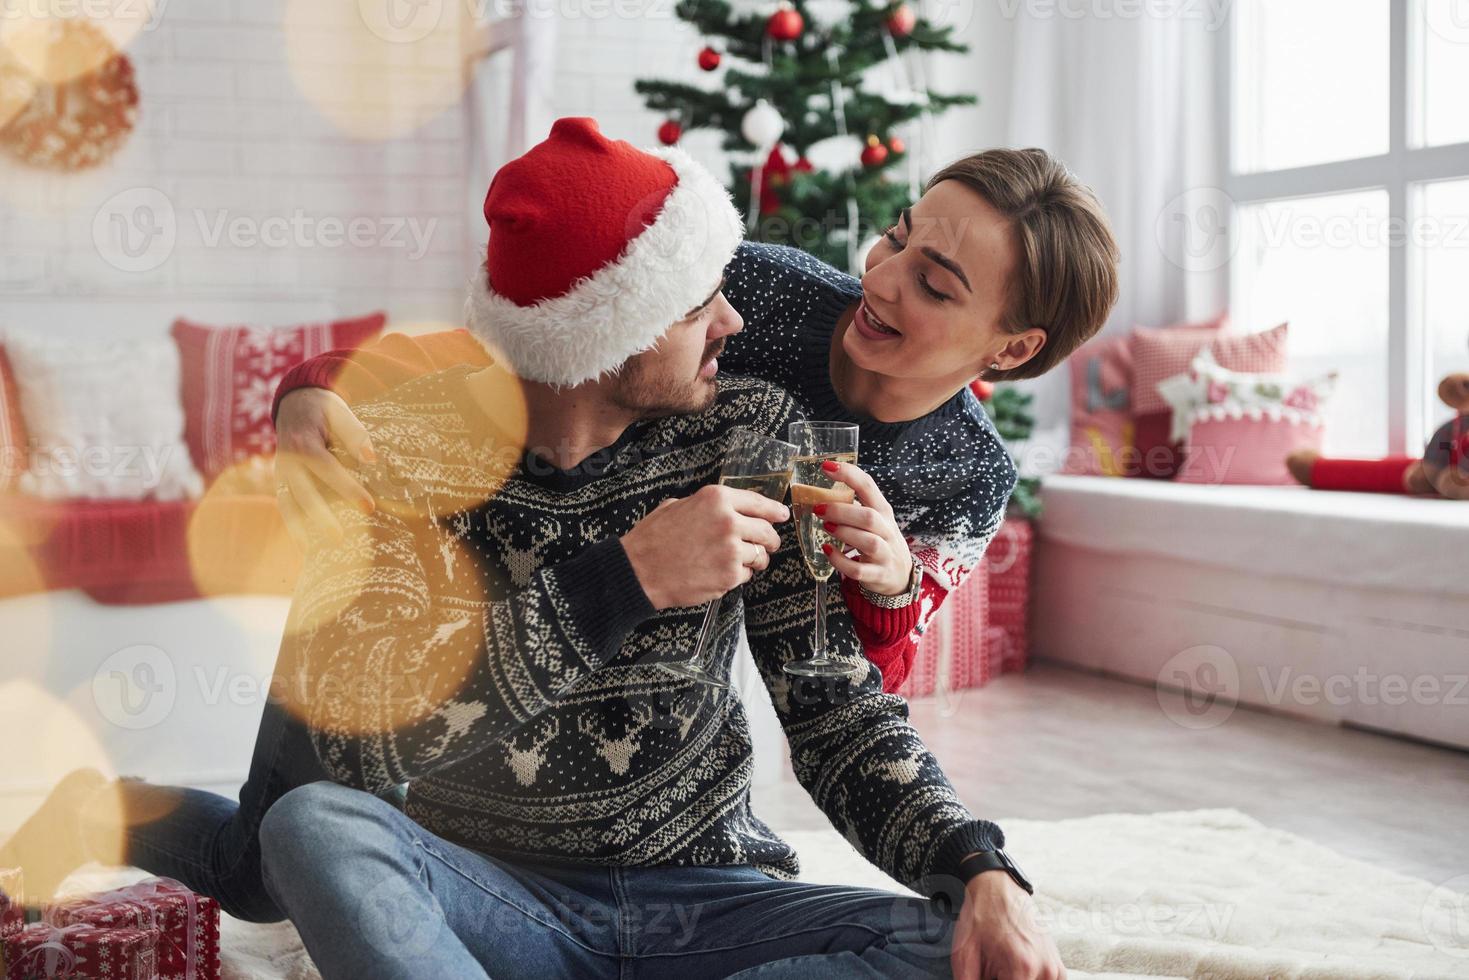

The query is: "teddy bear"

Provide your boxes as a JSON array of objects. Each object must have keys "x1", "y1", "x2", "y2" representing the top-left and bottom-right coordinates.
[{"x1": 1287, "y1": 370, "x2": 1469, "y2": 499}]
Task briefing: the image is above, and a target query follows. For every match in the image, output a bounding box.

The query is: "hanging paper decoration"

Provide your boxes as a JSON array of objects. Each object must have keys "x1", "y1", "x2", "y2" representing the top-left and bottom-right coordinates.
[{"x1": 0, "y1": 21, "x2": 138, "y2": 171}]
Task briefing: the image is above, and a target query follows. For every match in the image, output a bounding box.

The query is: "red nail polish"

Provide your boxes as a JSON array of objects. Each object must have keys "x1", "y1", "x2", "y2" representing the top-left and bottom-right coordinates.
[
  {"x1": 823, "y1": 521, "x2": 837, "y2": 533},
  {"x1": 813, "y1": 504, "x2": 828, "y2": 516},
  {"x1": 821, "y1": 460, "x2": 839, "y2": 473},
  {"x1": 821, "y1": 543, "x2": 833, "y2": 555}
]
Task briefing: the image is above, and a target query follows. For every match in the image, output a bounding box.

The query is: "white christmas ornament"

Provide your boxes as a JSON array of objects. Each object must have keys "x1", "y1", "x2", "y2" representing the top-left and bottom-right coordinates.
[{"x1": 741, "y1": 99, "x2": 785, "y2": 148}]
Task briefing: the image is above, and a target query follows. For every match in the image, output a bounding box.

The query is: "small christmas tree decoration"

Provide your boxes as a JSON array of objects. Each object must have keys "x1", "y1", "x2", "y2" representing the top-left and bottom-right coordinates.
[
  {"x1": 634, "y1": 0, "x2": 975, "y2": 269},
  {"x1": 741, "y1": 99, "x2": 784, "y2": 148},
  {"x1": 697, "y1": 46, "x2": 721, "y2": 71},
  {"x1": 766, "y1": 3, "x2": 804, "y2": 41},
  {"x1": 983, "y1": 386, "x2": 1043, "y2": 519},
  {"x1": 886, "y1": 3, "x2": 917, "y2": 37},
  {"x1": 657, "y1": 119, "x2": 682, "y2": 145},
  {"x1": 860, "y1": 134, "x2": 889, "y2": 168}
]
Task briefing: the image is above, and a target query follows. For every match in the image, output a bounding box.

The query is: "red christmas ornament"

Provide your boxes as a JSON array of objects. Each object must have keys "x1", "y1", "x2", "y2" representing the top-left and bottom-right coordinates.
[
  {"x1": 888, "y1": 135, "x2": 906, "y2": 155},
  {"x1": 861, "y1": 135, "x2": 889, "y2": 168},
  {"x1": 657, "y1": 119, "x2": 682, "y2": 145},
  {"x1": 886, "y1": 3, "x2": 917, "y2": 37},
  {"x1": 970, "y1": 378, "x2": 996, "y2": 401},
  {"x1": 698, "y1": 46, "x2": 722, "y2": 71},
  {"x1": 766, "y1": 4, "x2": 804, "y2": 41}
]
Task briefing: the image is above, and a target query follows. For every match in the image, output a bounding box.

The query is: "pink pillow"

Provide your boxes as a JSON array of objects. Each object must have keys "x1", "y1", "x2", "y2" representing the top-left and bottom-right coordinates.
[
  {"x1": 1062, "y1": 333, "x2": 1136, "y2": 476},
  {"x1": 0, "y1": 346, "x2": 25, "y2": 493},
  {"x1": 1175, "y1": 411, "x2": 1325, "y2": 485},
  {"x1": 1130, "y1": 319, "x2": 1288, "y2": 479},
  {"x1": 172, "y1": 313, "x2": 385, "y2": 479}
]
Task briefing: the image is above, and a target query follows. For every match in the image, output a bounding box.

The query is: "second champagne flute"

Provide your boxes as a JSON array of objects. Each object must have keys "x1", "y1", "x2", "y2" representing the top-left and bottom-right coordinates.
[{"x1": 784, "y1": 421, "x2": 866, "y2": 679}]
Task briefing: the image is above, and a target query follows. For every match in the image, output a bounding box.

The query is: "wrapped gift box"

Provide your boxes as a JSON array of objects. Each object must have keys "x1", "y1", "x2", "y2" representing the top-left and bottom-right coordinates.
[
  {"x1": 1, "y1": 869, "x2": 21, "y2": 940},
  {"x1": 3, "y1": 922, "x2": 157, "y2": 980},
  {"x1": 45, "y1": 880, "x2": 218, "y2": 980},
  {"x1": 900, "y1": 517, "x2": 1034, "y2": 698},
  {"x1": 985, "y1": 518, "x2": 1034, "y2": 674}
]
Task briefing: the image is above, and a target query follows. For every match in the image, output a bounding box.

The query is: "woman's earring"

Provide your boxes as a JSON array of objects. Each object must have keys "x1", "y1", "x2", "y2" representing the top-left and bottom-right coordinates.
[{"x1": 989, "y1": 361, "x2": 1001, "y2": 372}]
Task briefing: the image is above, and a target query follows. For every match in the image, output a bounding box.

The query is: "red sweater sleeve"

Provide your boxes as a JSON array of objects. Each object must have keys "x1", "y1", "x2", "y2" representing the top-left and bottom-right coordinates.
[
  {"x1": 271, "y1": 329, "x2": 492, "y2": 421},
  {"x1": 841, "y1": 575, "x2": 922, "y2": 693}
]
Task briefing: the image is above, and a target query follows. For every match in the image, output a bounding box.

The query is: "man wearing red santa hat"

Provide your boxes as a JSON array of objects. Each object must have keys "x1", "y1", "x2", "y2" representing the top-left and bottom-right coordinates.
[{"x1": 6, "y1": 118, "x2": 1061, "y2": 980}]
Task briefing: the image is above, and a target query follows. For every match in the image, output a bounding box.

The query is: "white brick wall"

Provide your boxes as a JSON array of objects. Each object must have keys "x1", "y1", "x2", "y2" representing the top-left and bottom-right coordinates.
[
  {"x1": 0, "y1": 1, "x2": 1011, "y2": 342},
  {"x1": 0, "y1": 0, "x2": 473, "y2": 342}
]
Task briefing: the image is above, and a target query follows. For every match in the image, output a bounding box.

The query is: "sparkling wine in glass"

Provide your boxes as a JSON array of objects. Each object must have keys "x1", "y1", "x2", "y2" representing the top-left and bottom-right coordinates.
[
  {"x1": 784, "y1": 421, "x2": 866, "y2": 679},
  {"x1": 658, "y1": 427, "x2": 796, "y2": 689}
]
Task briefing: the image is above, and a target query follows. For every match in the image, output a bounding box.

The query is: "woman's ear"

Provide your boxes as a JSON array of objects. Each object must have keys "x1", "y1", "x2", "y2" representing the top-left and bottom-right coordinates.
[{"x1": 1001, "y1": 329, "x2": 1047, "y2": 370}]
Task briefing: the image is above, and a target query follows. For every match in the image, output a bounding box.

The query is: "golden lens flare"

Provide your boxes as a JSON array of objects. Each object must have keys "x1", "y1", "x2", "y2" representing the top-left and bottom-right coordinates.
[
  {"x1": 0, "y1": 2, "x2": 154, "y2": 87},
  {"x1": 186, "y1": 456, "x2": 304, "y2": 600},
  {"x1": 0, "y1": 507, "x2": 51, "y2": 598},
  {"x1": 281, "y1": 0, "x2": 470, "y2": 142},
  {"x1": 271, "y1": 522, "x2": 487, "y2": 737},
  {"x1": 0, "y1": 684, "x2": 122, "y2": 896}
]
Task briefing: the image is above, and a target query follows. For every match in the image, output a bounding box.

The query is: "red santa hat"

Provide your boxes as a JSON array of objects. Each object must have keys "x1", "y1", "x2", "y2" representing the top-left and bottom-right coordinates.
[{"x1": 464, "y1": 117, "x2": 743, "y2": 386}]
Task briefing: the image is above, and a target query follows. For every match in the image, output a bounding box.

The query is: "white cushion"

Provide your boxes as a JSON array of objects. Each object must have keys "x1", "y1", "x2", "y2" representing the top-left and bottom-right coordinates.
[
  {"x1": 1039, "y1": 474, "x2": 1469, "y2": 598},
  {"x1": 2, "y1": 330, "x2": 203, "y2": 501}
]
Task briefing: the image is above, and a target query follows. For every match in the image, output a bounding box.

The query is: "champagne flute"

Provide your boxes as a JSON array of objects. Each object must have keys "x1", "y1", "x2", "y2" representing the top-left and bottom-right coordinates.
[
  {"x1": 784, "y1": 421, "x2": 866, "y2": 679},
  {"x1": 658, "y1": 427, "x2": 797, "y2": 689}
]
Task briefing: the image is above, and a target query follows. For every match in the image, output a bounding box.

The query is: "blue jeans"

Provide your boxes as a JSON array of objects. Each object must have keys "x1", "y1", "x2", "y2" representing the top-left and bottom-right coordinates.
[{"x1": 259, "y1": 781, "x2": 957, "y2": 980}]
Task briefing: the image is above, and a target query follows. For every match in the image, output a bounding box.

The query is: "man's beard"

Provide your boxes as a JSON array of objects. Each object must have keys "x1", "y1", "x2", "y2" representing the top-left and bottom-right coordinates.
[{"x1": 610, "y1": 340, "x2": 723, "y2": 418}]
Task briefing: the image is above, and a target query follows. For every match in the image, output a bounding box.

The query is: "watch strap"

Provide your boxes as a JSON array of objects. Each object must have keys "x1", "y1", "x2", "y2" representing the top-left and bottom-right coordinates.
[{"x1": 957, "y1": 850, "x2": 1034, "y2": 895}]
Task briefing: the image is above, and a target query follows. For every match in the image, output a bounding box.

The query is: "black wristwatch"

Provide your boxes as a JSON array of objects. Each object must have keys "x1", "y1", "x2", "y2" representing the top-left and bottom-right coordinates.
[{"x1": 957, "y1": 849, "x2": 1033, "y2": 895}]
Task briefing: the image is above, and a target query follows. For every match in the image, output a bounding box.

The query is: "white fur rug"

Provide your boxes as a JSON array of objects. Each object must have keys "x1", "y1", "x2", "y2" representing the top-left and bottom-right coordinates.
[{"x1": 62, "y1": 809, "x2": 1469, "y2": 980}]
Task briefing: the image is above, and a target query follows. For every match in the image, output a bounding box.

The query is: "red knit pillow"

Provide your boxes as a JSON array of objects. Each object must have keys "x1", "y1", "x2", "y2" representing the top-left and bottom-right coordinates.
[
  {"x1": 172, "y1": 313, "x2": 385, "y2": 479},
  {"x1": 1129, "y1": 319, "x2": 1289, "y2": 479},
  {"x1": 0, "y1": 345, "x2": 26, "y2": 493}
]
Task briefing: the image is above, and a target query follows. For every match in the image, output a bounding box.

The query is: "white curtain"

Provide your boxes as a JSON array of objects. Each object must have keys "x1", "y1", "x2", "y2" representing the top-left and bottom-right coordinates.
[
  {"x1": 1005, "y1": 3, "x2": 1227, "y2": 439},
  {"x1": 463, "y1": 10, "x2": 559, "y2": 259}
]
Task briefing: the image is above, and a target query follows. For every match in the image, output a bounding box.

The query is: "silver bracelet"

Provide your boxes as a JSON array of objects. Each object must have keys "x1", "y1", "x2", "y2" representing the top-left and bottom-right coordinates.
[{"x1": 858, "y1": 560, "x2": 921, "y2": 609}]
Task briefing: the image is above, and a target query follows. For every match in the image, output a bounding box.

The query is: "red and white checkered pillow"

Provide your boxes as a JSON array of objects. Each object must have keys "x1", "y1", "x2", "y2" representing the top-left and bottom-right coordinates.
[
  {"x1": 172, "y1": 313, "x2": 385, "y2": 480},
  {"x1": 1128, "y1": 318, "x2": 1289, "y2": 479},
  {"x1": 0, "y1": 345, "x2": 26, "y2": 492},
  {"x1": 1131, "y1": 318, "x2": 1289, "y2": 414}
]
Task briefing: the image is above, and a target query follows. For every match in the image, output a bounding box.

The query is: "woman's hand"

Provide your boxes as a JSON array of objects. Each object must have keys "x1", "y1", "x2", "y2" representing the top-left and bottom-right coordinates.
[
  {"x1": 814, "y1": 459, "x2": 915, "y2": 596},
  {"x1": 273, "y1": 388, "x2": 378, "y2": 548}
]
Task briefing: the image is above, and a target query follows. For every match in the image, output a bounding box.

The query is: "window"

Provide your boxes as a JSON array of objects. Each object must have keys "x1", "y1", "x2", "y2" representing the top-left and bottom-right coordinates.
[{"x1": 1223, "y1": 0, "x2": 1469, "y2": 456}]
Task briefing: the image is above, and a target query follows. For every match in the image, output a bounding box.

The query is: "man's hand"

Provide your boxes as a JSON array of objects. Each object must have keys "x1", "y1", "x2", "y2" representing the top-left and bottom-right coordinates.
[
  {"x1": 951, "y1": 871, "x2": 1065, "y2": 980},
  {"x1": 621, "y1": 484, "x2": 790, "y2": 610},
  {"x1": 274, "y1": 387, "x2": 377, "y2": 548}
]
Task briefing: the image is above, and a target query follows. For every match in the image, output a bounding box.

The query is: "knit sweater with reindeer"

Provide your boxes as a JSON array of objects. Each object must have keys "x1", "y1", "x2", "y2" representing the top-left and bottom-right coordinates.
[{"x1": 284, "y1": 364, "x2": 1003, "y2": 893}]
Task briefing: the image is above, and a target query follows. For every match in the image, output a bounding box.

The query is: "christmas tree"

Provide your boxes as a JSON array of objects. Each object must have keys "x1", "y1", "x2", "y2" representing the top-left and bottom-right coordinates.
[
  {"x1": 977, "y1": 382, "x2": 1043, "y2": 520},
  {"x1": 635, "y1": 0, "x2": 975, "y2": 271}
]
